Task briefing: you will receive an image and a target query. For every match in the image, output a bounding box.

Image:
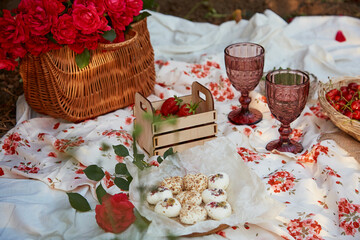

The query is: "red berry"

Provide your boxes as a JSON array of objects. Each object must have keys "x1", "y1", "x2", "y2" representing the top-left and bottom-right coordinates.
[
  {"x1": 348, "y1": 82, "x2": 358, "y2": 91},
  {"x1": 353, "y1": 110, "x2": 360, "y2": 120},
  {"x1": 177, "y1": 102, "x2": 199, "y2": 117},
  {"x1": 351, "y1": 100, "x2": 360, "y2": 111},
  {"x1": 160, "y1": 96, "x2": 183, "y2": 116}
]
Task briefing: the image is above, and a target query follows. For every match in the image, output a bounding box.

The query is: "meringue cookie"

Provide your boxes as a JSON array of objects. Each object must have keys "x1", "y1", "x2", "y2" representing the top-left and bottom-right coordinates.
[
  {"x1": 155, "y1": 198, "x2": 182, "y2": 218},
  {"x1": 176, "y1": 191, "x2": 202, "y2": 206},
  {"x1": 208, "y1": 172, "x2": 229, "y2": 190},
  {"x1": 205, "y1": 201, "x2": 232, "y2": 220},
  {"x1": 180, "y1": 204, "x2": 207, "y2": 225},
  {"x1": 183, "y1": 173, "x2": 208, "y2": 193},
  {"x1": 202, "y1": 188, "x2": 227, "y2": 204},
  {"x1": 146, "y1": 186, "x2": 173, "y2": 205},
  {"x1": 160, "y1": 176, "x2": 183, "y2": 194}
]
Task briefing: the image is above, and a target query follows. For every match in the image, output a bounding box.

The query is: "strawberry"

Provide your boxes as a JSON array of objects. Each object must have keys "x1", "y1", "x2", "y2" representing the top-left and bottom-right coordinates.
[
  {"x1": 177, "y1": 102, "x2": 199, "y2": 117},
  {"x1": 160, "y1": 95, "x2": 183, "y2": 116}
]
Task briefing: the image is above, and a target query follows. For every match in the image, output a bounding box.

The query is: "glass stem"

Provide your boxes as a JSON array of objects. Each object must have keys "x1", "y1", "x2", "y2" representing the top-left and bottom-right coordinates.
[
  {"x1": 240, "y1": 91, "x2": 251, "y2": 114},
  {"x1": 279, "y1": 123, "x2": 292, "y2": 145}
]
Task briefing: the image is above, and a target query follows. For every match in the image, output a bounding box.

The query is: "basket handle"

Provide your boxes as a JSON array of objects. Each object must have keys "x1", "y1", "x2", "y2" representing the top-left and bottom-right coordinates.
[{"x1": 192, "y1": 81, "x2": 214, "y2": 112}]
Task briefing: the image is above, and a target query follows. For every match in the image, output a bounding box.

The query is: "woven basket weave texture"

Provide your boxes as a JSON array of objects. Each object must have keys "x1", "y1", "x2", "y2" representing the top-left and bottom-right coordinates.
[
  {"x1": 20, "y1": 19, "x2": 155, "y2": 122},
  {"x1": 318, "y1": 77, "x2": 360, "y2": 142}
]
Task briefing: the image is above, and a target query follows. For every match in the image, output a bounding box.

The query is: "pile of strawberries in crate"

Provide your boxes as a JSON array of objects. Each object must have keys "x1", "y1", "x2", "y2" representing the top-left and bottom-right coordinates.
[
  {"x1": 326, "y1": 82, "x2": 360, "y2": 120},
  {"x1": 156, "y1": 96, "x2": 199, "y2": 117}
]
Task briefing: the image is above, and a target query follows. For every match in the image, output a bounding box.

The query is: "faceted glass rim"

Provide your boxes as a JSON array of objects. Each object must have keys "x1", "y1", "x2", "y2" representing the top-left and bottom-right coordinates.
[
  {"x1": 265, "y1": 69, "x2": 310, "y2": 87},
  {"x1": 224, "y1": 42, "x2": 265, "y2": 60}
]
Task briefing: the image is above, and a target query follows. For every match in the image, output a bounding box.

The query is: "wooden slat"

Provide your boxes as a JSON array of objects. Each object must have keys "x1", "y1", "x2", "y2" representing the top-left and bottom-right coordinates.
[
  {"x1": 153, "y1": 136, "x2": 217, "y2": 156},
  {"x1": 153, "y1": 124, "x2": 217, "y2": 148},
  {"x1": 153, "y1": 110, "x2": 216, "y2": 134}
]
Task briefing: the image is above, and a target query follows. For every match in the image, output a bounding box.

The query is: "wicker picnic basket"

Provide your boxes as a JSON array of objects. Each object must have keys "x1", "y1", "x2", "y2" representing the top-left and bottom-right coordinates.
[
  {"x1": 318, "y1": 76, "x2": 360, "y2": 141},
  {"x1": 19, "y1": 18, "x2": 155, "y2": 122}
]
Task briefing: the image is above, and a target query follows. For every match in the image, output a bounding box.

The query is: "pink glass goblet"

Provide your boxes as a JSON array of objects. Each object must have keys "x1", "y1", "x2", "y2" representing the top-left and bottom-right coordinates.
[
  {"x1": 265, "y1": 69, "x2": 310, "y2": 154},
  {"x1": 224, "y1": 42, "x2": 265, "y2": 125}
]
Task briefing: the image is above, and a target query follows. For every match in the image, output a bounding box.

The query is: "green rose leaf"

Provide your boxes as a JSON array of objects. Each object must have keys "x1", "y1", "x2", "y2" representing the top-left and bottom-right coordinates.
[
  {"x1": 132, "y1": 11, "x2": 151, "y2": 23},
  {"x1": 163, "y1": 147, "x2": 174, "y2": 159},
  {"x1": 114, "y1": 177, "x2": 130, "y2": 191},
  {"x1": 75, "y1": 48, "x2": 90, "y2": 69},
  {"x1": 84, "y1": 165, "x2": 105, "y2": 181},
  {"x1": 113, "y1": 144, "x2": 130, "y2": 157},
  {"x1": 115, "y1": 163, "x2": 130, "y2": 176},
  {"x1": 66, "y1": 192, "x2": 91, "y2": 212},
  {"x1": 96, "y1": 184, "x2": 107, "y2": 204},
  {"x1": 102, "y1": 29, "x2": 116, "y2": 42}
]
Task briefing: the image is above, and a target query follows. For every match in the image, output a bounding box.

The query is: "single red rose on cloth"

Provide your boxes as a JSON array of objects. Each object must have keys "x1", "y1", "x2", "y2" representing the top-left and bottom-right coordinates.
[
  {"x1": 335, "y1": 30, "x2": 346, "y2": 42},
  {"x1": 0, "y1": 10, "x2": 28, "y2": 44},
  {"x1": 72, "y1": 4, "x2": 110, "y2": 35},
  {"x1": 52, "y1": 14, "x2": 78, "y2": 45},
  {"x1": 95, "y1": 193, "x2": 136, "y2": 233}
]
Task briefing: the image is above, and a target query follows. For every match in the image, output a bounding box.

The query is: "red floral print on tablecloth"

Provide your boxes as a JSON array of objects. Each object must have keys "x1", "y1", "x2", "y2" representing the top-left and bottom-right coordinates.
[
  {"x1": 310, "y1": 102, "x2": 329, "y2": 120},
  {"x1": 1, "y1": 132, "x2": 22, "y2": 155},
  {"x1": 208, "y1": 75, "x2": 234, "y2": 102},
  {"x1": 185, "y1": 61, "x2": 220, "y2": 79},
  {"x1": 54, "y1": 136, "x2": 85, "y2": 153},
  {"x1": 48, "y1": 152, "x2": 57, "y2": 158},
  {"x1": 101, "y1": 130, "x2": 133, "y2": 147},
  {"x1": 13, "y1": 162, "x2": 40, "y2": 174},
  {"x1": 297, "y1": 143, "x2": 329, "y2": 164},
  {"x1": 237, "y1": 147, "x2": 261, "y2": 163},
  {"x1": 243, "y1": 127, "x2": 252, "y2": 137},
  {"x1": 216, "y1": 230, "x2": 226, "y2": 238},
  {"x1": 322, "y1": 166, "x2": 341, "y2": 178},
  {"x1": 103, "y1": 171, "x2": 115, "y2": 189},
  {"x1": 155, "y1": 60, "x2": 169, "y2": 67},
  {"x1": 338, "y1": 198, "x2": 360, "y2": 237},
  {"x1": 284, "y1": 213, "x2": 323, "y2": 240},
  {"x1": 0, "y1": 167, "x2": 4, "y2": 176},
  {"x1": 290, "y1": 129, "x2": 303, "y2": 142},
  {"x1": 75, "y1": 162, "x2": 87, "y2": 174},
  {"x1": 267, "y1": 170, "x2": 296, "y2": 194}
]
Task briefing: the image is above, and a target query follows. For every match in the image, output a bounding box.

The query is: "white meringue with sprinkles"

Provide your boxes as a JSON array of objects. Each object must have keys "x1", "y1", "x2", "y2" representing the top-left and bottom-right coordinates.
[
  {"x1": 179, "y1": 204, "x2": 207, "y2": 225},
  {"x1": 176, "y1": 191, "x2": 202, "y2": 206},
  {"x1": 160, "y1": 176, "x2": 183, "y2": 195},
  {"x1": 205, "y1": 201, "x2": 232, "y2": 220},
  {"x1": 208, "y1": 172, "x2": 229, "y2": 190},
  {"x1": 183, "y1": 173, "x2": 208, "y2": 193},
  {"x1": 202, "y1": 188, "x2": 227, "y2": 204},
  {"x1": 155, "y1": 197, "x2": 182, "y2": 218},
  {"x1": 146, "y1": 186, "x2": 173, "y2": 205}
]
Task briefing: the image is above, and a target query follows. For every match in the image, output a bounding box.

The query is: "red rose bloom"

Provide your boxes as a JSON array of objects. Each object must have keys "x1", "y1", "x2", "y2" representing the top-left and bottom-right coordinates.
[
  {"x1": 109, "y1": 12, "x2": 133, "y2": 31},
  {"x1": 74, "y1": 0, "x2": 106, "y2": 15},
  {"x1": 52, "y1": 14, "x2": 77, "y2": 45},
  {"x1": 125, "y1": 0, "x2": 143, "y2": 16},
  {"x1": 72, "y1": 4, "x2": 110, "y2": 34},
  {"x1": 25, "y1": 35, "x2": 51, "y2": 56},
  {"x1": 69, "y1": 42, "x2": 86, "y2": 54},
  {"x1": 105, "y1": 0, "x2": 126, "y2": 14},
  {"x1": 0, "y1": 49, "x2": 18, "y2": 71},
  {"x1": 0, "y1": 10, "x2": 28, "y2": 45},
  {"x1": 95, "y1": 193, "x2": 136, "y2": 233}
]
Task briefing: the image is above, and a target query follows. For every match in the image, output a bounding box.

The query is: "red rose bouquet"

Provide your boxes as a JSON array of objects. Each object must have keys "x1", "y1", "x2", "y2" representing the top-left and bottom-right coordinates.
[{"x1": 0, "y1": 0, "x2": 150, "y2": 71}]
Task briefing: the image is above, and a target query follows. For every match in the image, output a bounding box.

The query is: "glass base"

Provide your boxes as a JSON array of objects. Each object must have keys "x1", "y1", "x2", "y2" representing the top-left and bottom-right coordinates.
[
  {"x1": 266, "y1": 139, "x2": 303, "y2": 154},
  {"x1": 228, "y1": 108, "x2": 262, "y2": 125}
]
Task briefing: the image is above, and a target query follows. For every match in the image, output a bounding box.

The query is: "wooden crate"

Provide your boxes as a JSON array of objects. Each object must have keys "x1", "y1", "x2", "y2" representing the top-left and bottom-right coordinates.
[{"x1": 134, "y1": 81, "x2": 217, "y2": 156}]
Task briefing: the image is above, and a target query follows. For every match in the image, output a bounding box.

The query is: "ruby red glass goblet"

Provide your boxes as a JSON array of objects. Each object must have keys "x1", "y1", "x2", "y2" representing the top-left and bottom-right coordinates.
[
  {"x1": 265, "y1": 69, "x2": 310, "y2": 154},
  {"x1": 224, "y1": 42, "x2": 265, "y2": 125}
]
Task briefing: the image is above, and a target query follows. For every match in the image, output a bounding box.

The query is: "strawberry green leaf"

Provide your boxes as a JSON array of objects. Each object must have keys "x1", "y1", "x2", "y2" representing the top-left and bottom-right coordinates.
[
  {"x1": 84, "y1": 165, "x2": 105, "y2": 181},
  {"x1": 66, "y1": 193, "x2": 91, "y2": 212}
]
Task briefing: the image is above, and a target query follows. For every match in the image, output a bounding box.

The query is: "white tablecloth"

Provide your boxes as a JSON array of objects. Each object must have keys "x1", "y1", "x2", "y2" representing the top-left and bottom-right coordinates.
[{"x1": 1, "y1": 10, "x2": 360, "y2": 240}]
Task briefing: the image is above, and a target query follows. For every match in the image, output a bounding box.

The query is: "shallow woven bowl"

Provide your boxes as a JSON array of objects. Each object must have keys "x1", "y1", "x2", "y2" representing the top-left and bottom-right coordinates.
[{"x1": 318, "y1": 77, "x2": 360, "y2": 142}]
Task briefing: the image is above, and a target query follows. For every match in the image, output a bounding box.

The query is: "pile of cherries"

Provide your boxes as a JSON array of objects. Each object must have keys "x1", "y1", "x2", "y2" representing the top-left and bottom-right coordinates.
[{"x1": 326, "y1": 82, "x2": 360, "y2": 120}]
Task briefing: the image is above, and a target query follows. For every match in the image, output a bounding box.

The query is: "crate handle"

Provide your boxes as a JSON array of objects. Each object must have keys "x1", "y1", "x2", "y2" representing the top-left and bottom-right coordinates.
[
  {"x1": 192, "y1": 81, "x2": 214, "y2": 111},
  {"x1": 135, "y1": 92, "x2": 153, "y2": 117}
]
